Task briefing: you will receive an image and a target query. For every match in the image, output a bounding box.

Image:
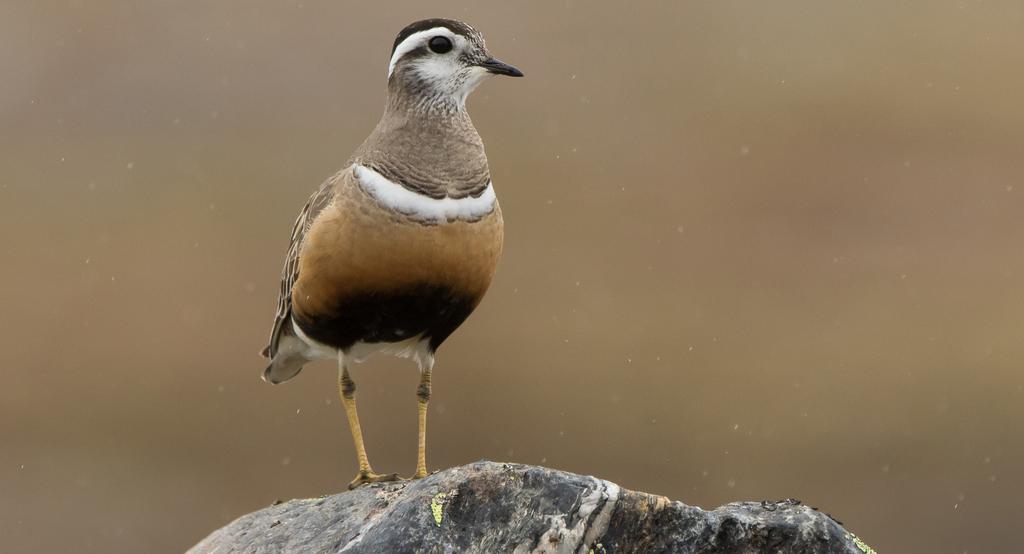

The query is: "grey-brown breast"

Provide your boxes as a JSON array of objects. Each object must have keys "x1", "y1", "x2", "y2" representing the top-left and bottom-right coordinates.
[{"x1": 353, "y1": 105, "x2": 491, "y2": 199}]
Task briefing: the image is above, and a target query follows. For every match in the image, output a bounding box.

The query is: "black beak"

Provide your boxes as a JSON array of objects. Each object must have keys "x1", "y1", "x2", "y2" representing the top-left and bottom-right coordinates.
[{"x1": 478, "y1": 57, "x2": 524, "y2": 77}]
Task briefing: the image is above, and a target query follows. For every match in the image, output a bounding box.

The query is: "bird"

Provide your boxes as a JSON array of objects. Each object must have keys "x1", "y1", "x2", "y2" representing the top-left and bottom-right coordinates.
[{"x1": 260, "y1": 18, "x2": 522, "y2": 489}]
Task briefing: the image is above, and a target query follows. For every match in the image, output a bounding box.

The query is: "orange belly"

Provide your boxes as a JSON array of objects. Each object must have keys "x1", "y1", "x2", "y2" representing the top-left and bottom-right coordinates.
[{"x1": 291, "y1": 178, "x2": 503, "y2": 350}]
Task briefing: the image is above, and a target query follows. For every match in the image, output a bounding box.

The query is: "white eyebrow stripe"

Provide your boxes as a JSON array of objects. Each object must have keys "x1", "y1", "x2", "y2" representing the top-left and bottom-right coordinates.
[
  {"x1": 388, "y1": 27, "x2": 458, "y2": 78},
  {"x1": 353, "y1": 164, "x2": 496, "y2": 222}
]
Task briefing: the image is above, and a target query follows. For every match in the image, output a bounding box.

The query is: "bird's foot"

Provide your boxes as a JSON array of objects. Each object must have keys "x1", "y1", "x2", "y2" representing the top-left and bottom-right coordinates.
[
  {"x1": 347, "y1": 470, "x2": 400, "y2": 490},
  {"x1": 406, "y1": 468, "x2": 435, "y2": 480}
]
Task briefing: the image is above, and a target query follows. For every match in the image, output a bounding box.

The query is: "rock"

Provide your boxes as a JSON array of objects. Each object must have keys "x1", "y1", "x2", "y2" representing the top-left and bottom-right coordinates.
[{"x1": 188, "y1": 461, "x2": 874, "y2": 554}]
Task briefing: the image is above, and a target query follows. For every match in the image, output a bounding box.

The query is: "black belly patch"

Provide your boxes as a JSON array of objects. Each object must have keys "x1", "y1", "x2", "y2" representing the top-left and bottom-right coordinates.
[{"x1": 294, "y1": 284, "x2": 480, "y2": 353}]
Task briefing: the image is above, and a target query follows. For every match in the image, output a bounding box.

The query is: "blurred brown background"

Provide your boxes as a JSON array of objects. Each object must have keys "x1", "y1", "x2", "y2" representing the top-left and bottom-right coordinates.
[{"x1": 2, "y1": 1, "x2": 1023, "y2": 552}]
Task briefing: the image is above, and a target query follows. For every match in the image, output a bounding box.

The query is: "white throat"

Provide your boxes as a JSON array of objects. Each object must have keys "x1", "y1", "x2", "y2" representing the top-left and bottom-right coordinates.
[{"x1": 353, "y1": 164, "x2": 496, "y2": 223}]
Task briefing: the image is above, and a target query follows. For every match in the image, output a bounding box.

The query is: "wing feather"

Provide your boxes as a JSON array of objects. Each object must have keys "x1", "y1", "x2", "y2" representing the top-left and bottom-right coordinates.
[{"x1": 262, "y1": 175, "x2": 338, "y2": 358}]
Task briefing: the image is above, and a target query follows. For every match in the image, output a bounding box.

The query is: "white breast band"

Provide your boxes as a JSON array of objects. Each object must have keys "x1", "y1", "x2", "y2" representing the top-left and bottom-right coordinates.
[{"x1": 353, "y1": 164, "x2": 496, "y2": 222}]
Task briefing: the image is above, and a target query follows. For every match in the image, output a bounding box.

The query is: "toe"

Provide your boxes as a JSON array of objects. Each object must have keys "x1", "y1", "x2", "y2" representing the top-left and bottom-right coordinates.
[{"x1": 348, "y1": 471, "x2": 401, "y2": 489}]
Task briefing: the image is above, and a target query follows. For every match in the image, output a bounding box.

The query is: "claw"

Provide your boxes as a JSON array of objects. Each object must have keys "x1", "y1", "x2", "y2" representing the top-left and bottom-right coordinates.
[
  {"x1": 348, "y1": 471, "x2": 401, "y2": 489},
  {"x1": 406, "y1": 468, "x2": 437, "y2": 480}
]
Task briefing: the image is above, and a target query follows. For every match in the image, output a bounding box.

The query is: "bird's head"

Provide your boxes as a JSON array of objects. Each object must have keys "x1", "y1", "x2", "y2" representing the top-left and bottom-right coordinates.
[{"x1": 387, "y1": 19, "x2": 523, "y2": 111}]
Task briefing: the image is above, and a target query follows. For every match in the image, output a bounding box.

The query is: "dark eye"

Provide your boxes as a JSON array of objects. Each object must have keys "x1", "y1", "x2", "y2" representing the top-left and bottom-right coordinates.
[{"x1": 428, "y1": 36, "x2": 453, "y2": 54}]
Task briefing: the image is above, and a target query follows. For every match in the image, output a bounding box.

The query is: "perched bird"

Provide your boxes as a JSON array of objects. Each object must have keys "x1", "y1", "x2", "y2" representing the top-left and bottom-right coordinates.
[{"x1": 261, "y1": 19, "x2": 522, "y2": 489}]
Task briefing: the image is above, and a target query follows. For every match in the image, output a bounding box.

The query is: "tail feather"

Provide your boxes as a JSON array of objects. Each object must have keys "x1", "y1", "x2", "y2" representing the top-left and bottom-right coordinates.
[
  {"x1": 261, "y1": 311, "x2": 312, "y2": 384},
  {"x1": 262, "y1": 354, "x2": 305, "y2": 384},
  {"x1": 261, "y1": 330, "x2": 311, "y2": 384}
]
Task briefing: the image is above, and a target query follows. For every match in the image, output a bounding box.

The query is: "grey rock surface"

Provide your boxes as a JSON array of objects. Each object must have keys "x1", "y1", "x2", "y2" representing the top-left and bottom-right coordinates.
[{"x1": 189, "y1": 461, "x2": 873, "y2": 554}]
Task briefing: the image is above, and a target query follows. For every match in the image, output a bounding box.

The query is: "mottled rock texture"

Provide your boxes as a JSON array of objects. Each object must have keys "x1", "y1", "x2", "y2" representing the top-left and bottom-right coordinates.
[{"x1": 189, "y1": 461, "x2": 872, "y2": 554}]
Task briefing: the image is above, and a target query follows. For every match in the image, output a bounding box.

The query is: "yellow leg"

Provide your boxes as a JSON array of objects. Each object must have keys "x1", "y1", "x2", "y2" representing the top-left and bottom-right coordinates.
[
  {"x1": 412, "y1": 368, "x2": 432, "y2": 479},
  {"x1": 339, "y1": 363, "x2": 398, "y2": 489}
]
